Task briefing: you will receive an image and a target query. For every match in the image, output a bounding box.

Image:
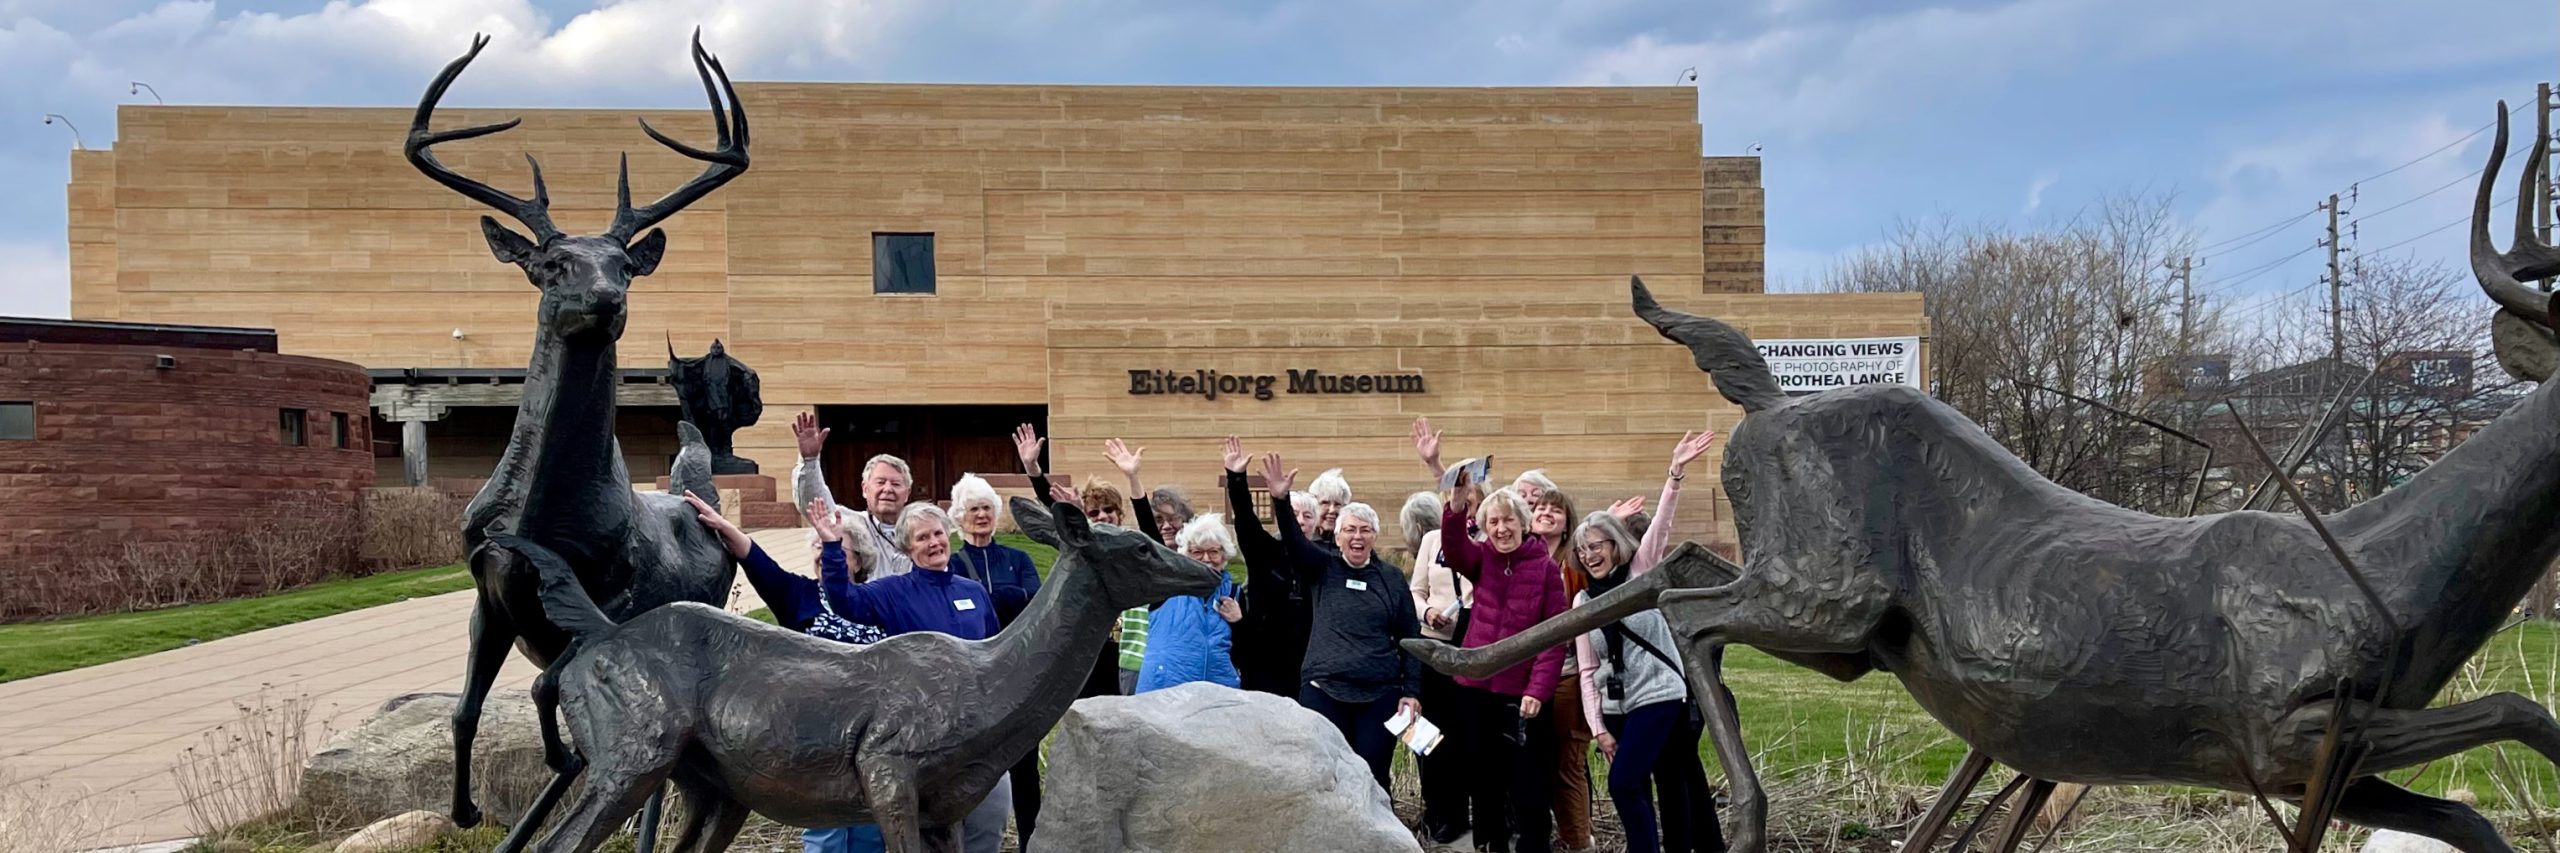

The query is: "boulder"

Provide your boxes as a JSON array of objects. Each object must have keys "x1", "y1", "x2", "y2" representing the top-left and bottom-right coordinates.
[
  {"x1": 301, "y1": 692, "x2": 564, "y2": 828},
  {"x1": 1028, "y1": 682, "x2": 1419, "y2": 853},
  {"x1": 335, "y1": 810, "x2": 456, "y2": 853},
  {"x1": 2361, "y1": 830, "x2": 2459, "y2": 853}
]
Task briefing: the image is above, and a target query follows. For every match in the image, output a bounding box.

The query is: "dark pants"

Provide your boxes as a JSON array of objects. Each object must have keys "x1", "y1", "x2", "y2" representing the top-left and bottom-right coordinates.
[
  {"x1": 1604, "y1": 702, "x2": 1724, "y2": 853},
  {"x1": 1297, "y1": 683, "x2": 1401, "y2": 793},
  {"x1": 1462, "y1": 686, "x2": 1559, "y2": 853},
  {"x1": 1009, "y1": 749, "x2": 1041, "y2": 842},
  {"x1": 1417, "y1": 665, "x2": 1472, "y2": 840}
]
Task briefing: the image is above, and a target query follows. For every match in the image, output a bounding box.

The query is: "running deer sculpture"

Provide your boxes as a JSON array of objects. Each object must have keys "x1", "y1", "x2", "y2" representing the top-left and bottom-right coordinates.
[
  {"x1": 416, "y1": 30, "x2": 753, "y2": 832},
  {"x1": 489, "y1": 498, "x2": 1222, "y2": 853},
  {"x1": 1410, "y1": 107, "x2": 2560, "y2": 853}
]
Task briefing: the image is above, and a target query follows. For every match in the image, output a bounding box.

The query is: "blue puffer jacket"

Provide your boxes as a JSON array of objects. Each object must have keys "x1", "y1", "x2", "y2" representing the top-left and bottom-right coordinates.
[{"x1": 1135, "y1": 574, "x2": 1241, "y2": 693}]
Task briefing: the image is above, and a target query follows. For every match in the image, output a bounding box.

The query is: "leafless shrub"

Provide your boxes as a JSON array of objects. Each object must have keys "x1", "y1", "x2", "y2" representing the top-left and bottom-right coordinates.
[
  {"x1": 170, "y1": 689, "x2": 337, "y2": 837},
  {"x1": 361, "y1": 487, "x2": 466, "y2": 570},
  {"x1": 240, "y1": 492, "x2": 364, "y2": 594},
  {"x1": 0, "y1": 763, "x2": 127, "y2": 853}
]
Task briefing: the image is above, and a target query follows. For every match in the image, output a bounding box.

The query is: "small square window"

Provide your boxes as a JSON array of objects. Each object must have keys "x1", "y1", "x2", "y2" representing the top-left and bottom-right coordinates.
[
  {"x1": 0, "y1": 402, "x2": 32, "y2": 440},
  {"x1": 873, "y1": 233, "x2": 936, "y2": 295},
  {"x1": 333, "y1": 412, "x2": 351, "y2": 449},
  {"x1": 280, "y1": 408, "x2": 307, "y2": 446}
]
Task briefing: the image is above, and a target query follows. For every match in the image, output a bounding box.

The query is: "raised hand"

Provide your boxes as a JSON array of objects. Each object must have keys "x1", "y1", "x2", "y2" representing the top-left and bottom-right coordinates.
[
  {"x1": 1609, "y1": 495, "x2": 1645, "y2": 520},
  {"x1": 1013, "y1": 424, "x2": 1046, "y2": 475},
  {"x1": 685, "y1": 493, "x2": 750, "y2": 558},
  {"x1": 1104, "y1": 438, "x2": 1145, "y2": 488},
  {"x1": 1261, "y1": 452, "x2": 1298, "y2": 497},
  {"x1": 806, "y1": 498, "x2": 845, "y2": 544},
  {"x1": 1411, "y1": 416, "x2": 1444, "y2": 472},
  {"x1": 1444, "y1": 466, "x2": 1481, "y2": 517},
  {"x1": 1048, "y1": 482, "x2": 1082, "y2": 505},
  {"x1": 1671, "y1": 429, "x2": 1719, "y2": 475},
  {"x1": 1222, "y1": 435, "x2": 1249, "y2": 474},
  {"x1": 792, "y1": 411, "x2": 829, "y2": 459}
]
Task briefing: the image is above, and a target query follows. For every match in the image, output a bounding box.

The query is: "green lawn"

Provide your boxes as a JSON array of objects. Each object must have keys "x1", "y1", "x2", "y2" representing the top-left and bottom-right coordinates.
[
  {"x1": 1718, "y1": 620, "x2": 2560, "y2": 809},
  {"x1": 0, "y1": 564, "x2": 472, "y2": 684}
]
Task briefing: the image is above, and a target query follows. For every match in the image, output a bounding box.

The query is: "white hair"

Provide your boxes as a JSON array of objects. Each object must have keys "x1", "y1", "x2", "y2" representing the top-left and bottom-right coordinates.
[
  {"x1": 1309, "y1": 468, "x2": 1352, "y2": 504},
  {"x1": 1398, "y1": 491, "x2": 1443, "y2": 550},
  {"x1": 812, "y1": 504, "x2": 880, "y2": 576},
  {"x1": 1290, "y1": 491, "x2": 1317, "y2": 514},
  {"x1": 1511, "y1": 468, "x2": 1557, "y2": 496},
  {"x1": 1176, "y1": 513, "x2": 1239, "y2": 563},
  {"x1": 863, "y1": 453, "x2": 912, "y2": 483},
  {"x1": 949, "y1": 473, "x2": 1000, "y2": 516},
  {"x1": 892, "y1": 502, "x2": 953, "y2": 557},
  {"x1": 1338, "y1": 502, "x2": 1381, "y2": 533},
  {"x1": 1474, "y1": 486, "x2": 1532, "y2": 532}
]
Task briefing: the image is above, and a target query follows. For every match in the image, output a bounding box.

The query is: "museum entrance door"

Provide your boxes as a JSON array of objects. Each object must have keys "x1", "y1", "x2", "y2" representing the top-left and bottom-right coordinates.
[{"x1": 815, "y1": 405, "x2": 1047, "y2": 511}]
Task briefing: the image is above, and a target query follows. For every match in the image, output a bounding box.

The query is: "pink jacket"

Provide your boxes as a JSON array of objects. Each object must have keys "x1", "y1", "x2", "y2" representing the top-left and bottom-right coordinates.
[
  {"x1": 1442, "y1": 502, "x2": 1569, "y2": 700},
  {"x1": 1580, "y1": 474, "x2": 1684, "y2": 733}
]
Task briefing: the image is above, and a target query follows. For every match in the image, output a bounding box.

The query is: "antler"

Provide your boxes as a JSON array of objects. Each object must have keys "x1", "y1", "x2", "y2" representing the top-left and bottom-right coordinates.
[
  {"x1": 2472, "y1": 101, "x2": 2560, "y2": 330},
  {"x1": 607, "y1": 27, "x2": 751, "y2": 242},
  {"x1": 405, "y1": 34, "x2": 561, "y2": 243}
]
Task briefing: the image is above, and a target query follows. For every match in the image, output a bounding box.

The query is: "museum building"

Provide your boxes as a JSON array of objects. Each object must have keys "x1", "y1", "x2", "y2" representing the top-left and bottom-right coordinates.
[{"x1": 57, "y1": 81, "x2": 1926, "y2": 549}]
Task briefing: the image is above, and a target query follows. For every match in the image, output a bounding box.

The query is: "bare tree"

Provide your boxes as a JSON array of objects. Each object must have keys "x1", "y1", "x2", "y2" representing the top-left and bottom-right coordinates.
[
  {"x1": 2220, "y1": 255, "x2": 2511, "y2": 512},
  {"x1": 1814, "y1": 193, "x2": 2212, "y2": 512}
]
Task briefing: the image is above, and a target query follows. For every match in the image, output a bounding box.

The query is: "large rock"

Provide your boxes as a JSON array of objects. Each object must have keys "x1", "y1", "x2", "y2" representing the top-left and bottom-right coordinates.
[
  {"x1": 335, "y1": 810, "x2": 456, "y2": 853},
  {"x1": 2362, "y1": 830, "x2": 2459, "y2": 853},
  {"x1": 1029, "y1": 682, "x2": 1420, "y2": 853},
  {"x1": 301, "y1": 692, "x2": 564, "y2": 828}
]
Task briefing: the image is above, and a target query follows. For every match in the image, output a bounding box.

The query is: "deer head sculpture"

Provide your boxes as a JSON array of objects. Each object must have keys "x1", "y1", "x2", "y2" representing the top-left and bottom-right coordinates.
[
  {"x1": 405, "y1": 28, "x2": 748, "y2": 345},
  {"x1": 2476, "y1": 102, "x2": 2560, "y2": 382}
]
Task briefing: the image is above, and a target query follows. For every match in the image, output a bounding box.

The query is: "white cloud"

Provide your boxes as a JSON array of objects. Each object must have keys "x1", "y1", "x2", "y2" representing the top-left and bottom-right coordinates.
[
  {"x1": 2023, "y1": 171, "x2": 2058, "y2": 215},
  {"x1": 0, "y1": 239, "x2": 70, "y2": 319}
]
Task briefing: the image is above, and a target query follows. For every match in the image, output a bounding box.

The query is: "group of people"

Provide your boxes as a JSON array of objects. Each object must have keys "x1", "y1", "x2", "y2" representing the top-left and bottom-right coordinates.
[{"x1": 690, "y1": 411, "x2": 1728, "y2": 853}]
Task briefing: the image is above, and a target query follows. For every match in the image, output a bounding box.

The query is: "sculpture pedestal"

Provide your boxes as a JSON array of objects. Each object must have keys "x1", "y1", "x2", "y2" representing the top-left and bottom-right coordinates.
[{"x1": 654, "y1": 473, "x2": 802, "y2": 530}]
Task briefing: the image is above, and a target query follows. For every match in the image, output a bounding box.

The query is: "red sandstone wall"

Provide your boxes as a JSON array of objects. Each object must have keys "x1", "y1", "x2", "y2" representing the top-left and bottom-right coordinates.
[{"x1": 0, "y1": 341, "x2": 374, "y2": 616}]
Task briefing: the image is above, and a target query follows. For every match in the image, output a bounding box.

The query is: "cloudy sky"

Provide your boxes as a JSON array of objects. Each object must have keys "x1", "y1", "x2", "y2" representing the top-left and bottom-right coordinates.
[{"x1": 0, "y1": 0, "x2": 2552, "y2": 321}]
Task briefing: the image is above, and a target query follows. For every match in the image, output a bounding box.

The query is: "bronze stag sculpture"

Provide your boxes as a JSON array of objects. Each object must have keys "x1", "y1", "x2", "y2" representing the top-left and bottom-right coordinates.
[
  {"x1": 492, "y1": 498, "x2": 1222, "y2": 853},
  {"x1": 1412, "y1": 106, "x2": 2560, "y2": 853},
  {"x1": 416, "y1": 30, "x2": 752, "y2": 832}
]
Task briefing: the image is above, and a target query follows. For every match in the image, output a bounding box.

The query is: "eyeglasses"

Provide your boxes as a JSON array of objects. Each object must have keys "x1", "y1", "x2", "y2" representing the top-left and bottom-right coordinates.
[
  {"x1": 1185, "y1": 549, "x2": 1229, "y2": 562},
  {"x1": 1572, "y1": 543, "x2": 1612, "y2": 556}
]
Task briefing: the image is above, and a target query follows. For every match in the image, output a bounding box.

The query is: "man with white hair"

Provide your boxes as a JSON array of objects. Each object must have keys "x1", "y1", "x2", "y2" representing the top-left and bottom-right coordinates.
[{"x1": 792, "y1": 412, "x2": 915, "y2": 578}]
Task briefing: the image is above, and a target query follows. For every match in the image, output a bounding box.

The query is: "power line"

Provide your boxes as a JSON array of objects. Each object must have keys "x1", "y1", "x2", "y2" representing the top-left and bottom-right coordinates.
[
  {"x1": 2200, "y1": 208, "x2": 2318, "y2": 254},
  {"x1": 2193, "y1": 241, "x2": 2323, "y2": 300},
  {"x1": 2336, "y1": 100, "x2": 2531, "y2": 190},
  {"x1": 2349, "y1": 135, "x2": 2534, "y2": 225},
  {"x1": 2201, "y1": 211, "x2": 2317, "y2": 260},
  {"x1": 2361, "y1": 193, "x2": 2519, "y2": 256}
]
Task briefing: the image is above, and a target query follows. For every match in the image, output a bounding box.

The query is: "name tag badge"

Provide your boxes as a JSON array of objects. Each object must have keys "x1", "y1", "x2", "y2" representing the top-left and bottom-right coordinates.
[
  {"x1": 1346, "y1": 579, "x2": 1368, "y2": 592},
  {"x1": 954, "y1": 599, "x2": 977, "y2": 612}
]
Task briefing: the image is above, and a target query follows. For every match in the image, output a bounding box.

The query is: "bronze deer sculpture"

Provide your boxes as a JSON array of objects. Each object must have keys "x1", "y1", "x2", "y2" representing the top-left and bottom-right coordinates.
[
  {"x1": 415, "y1": 30, "x2": 752, "y2": 834},
  {"x1": 1411, "y1": 106, "x2": 2560, "y2": 853},
  {"x1": 494, "y1": 498, "x2": 1222, "y2": 853}
]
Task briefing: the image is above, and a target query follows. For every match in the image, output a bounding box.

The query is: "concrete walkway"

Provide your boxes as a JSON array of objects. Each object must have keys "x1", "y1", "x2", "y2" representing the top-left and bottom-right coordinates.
[{"x1": 0, "y1": 528, "x2": 820, "y2": 848}]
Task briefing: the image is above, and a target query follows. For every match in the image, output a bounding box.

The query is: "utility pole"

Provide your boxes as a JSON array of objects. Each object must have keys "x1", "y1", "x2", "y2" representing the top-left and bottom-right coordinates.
[
  {"x1": 2325, "y1": 193, "x2": 2345, "y2": 362},
  {"x1": 2542, "y1": 82, "x2": 2554, "y2": 290},
  {"x1": 2177, "y1": 256, "x2": 2194, "y2": 360}
]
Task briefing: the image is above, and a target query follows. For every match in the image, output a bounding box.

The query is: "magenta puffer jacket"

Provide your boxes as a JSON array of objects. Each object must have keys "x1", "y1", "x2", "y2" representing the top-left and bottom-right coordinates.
[{"x1": 1438, "y1": 503, "x2": 1569, "y2": 699}]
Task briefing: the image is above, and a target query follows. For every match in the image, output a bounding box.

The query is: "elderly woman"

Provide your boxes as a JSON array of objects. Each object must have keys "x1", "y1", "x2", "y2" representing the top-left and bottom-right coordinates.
[
  {"x1": 1261, "y1": 452, "x2": 1422, "y2": 794},
  {"x1": 803, "y1": 499, "x2": 1011, "y2": 853},
  {"x1": 1531, "y1": 486, "x2": 1596, "y2": 853},
  {"x1": 1403, "y1": 490, "x2": 1476, "y2": 846},
  {"x1": 1308, "y1": 468, "x2": 1352, "y2": 544},
  {"x1": 1013, "y1": 425, "x2": 1153, "y2": 698},
  {"x1": 1222, "y1": 436, "x2": 1313, "y2": 698},
  {"x1": 1573, "y1": 430, "x2": 1720, "y2": 853},
  {"x1": 682, "y1": 496, "x2": 897, "y2": 853},
  {"x1": 1136, "y1": 513, "x2": 1245, "y2": 692},
  {"x1": 1441, "y1": 470, "x2": 1571, "y2": 853},
  {"x1": 944, "y1": 473, "x2": 1045, "y2": 844}
]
